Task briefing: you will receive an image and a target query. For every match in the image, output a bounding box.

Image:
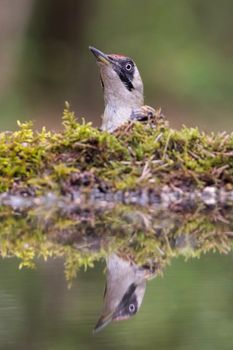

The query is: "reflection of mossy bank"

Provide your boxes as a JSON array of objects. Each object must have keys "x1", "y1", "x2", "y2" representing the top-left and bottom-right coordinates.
[{"x1": 0, "y1": 203, "x2": 232, "y2": 283}]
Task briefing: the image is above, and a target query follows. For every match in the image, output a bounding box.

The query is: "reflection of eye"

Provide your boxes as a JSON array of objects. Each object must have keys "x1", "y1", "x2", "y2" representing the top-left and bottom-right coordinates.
[
  {"x1": 125, "y1": 63, "x2": 133, "y2": 71},
  {"x1": 129, "y1": 303, "x2": 136, "y2": 313}
]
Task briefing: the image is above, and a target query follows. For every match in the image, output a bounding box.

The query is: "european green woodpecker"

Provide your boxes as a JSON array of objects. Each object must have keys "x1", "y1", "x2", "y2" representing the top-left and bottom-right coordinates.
[{"x1": 89, "y1": 46, "x2": 155, "y2": 132}]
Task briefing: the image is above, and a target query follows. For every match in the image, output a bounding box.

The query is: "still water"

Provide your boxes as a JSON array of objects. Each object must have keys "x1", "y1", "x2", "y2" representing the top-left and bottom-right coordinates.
[
  {"x1": 1, "y1": 255, "x2": 233, "y2": 350},
  {"x1": 0, "y1": 198, "x2": 232, "y2": 350}
]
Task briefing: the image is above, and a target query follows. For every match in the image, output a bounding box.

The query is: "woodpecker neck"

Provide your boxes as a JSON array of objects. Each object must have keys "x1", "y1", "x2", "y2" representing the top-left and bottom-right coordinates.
[{"x1": 101, "y1": 89, "x2": 144, "y2": 132}]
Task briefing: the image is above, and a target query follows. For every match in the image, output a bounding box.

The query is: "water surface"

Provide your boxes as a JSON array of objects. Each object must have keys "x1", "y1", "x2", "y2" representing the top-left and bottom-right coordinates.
[{"x1": 0, "y1": 199, "x2": 232, "y2": 350}]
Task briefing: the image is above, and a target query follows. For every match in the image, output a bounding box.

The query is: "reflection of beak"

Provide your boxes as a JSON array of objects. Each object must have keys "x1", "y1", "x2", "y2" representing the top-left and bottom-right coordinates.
[
  {"x1": 93, "y1": 312, "x2": 113, "y2": 333},
  {"x1": 89, "y1": 46, "x2": 111, "y2": 65}
]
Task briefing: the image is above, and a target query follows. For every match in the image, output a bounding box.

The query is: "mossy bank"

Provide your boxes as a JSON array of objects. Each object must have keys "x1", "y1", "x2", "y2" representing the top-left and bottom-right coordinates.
[{"x1": 0, "y1": 104, "x2": 233, "y2": 211}]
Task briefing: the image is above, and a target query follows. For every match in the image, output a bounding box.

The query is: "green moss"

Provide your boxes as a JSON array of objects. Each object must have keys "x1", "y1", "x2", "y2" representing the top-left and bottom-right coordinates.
[
  {"x1": 0, "y1": 104, "x2": 233, "y2": 194},
  {"x1": 0, "y1": 104, "x2": 233, "y2": 280}
]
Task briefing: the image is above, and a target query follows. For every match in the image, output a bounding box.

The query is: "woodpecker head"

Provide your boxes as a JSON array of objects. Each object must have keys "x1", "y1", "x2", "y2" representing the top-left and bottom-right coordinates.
[
  {"x1": 89, "y1": 46, "x2": 144, "y2": 110},
  {"x1": 93, "y1": 254, "x2": 150, "y2": 333}
]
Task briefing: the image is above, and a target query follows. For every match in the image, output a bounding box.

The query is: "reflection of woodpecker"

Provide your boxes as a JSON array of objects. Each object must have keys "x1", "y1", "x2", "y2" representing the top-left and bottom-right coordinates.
[
  {"x1": 89, "y1": 46, "x2": 155, "y2": 132},
  {"x1": 94, "y1": 254, "x2": 156, "y2": 333}
]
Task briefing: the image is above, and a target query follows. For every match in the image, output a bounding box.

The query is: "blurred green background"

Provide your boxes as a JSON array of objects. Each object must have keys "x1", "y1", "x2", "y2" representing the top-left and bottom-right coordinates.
[
  {"x1": 0, "y1": 254, "x2": 233, "y2": 350},
  {"x1": 1, "y1": 2, "x2": 233, "y2": 348},
  {"x1": 1, "y1": 0, "x2": 232, "y2": 131}
]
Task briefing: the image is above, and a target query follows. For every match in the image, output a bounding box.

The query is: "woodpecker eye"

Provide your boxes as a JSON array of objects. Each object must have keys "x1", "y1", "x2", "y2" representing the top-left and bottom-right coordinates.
[
  {"x1": 125, "y1": 62, "x2": 133, "y2": 71},
  {"x1": 128, "y1": 303, "x2": 136, "y2": 313}
]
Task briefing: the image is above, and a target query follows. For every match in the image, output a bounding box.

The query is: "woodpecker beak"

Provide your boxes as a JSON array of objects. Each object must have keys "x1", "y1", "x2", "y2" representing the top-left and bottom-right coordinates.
[
  {"x1": 93, "y1": 311, "x2": 113, "y2": 333},
  {"x1": 89, "y1": 46, "x2": 111, "y2": 66},
  {"x1": 93, "y1": 307, "x2": 129, "y2": 333}
]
